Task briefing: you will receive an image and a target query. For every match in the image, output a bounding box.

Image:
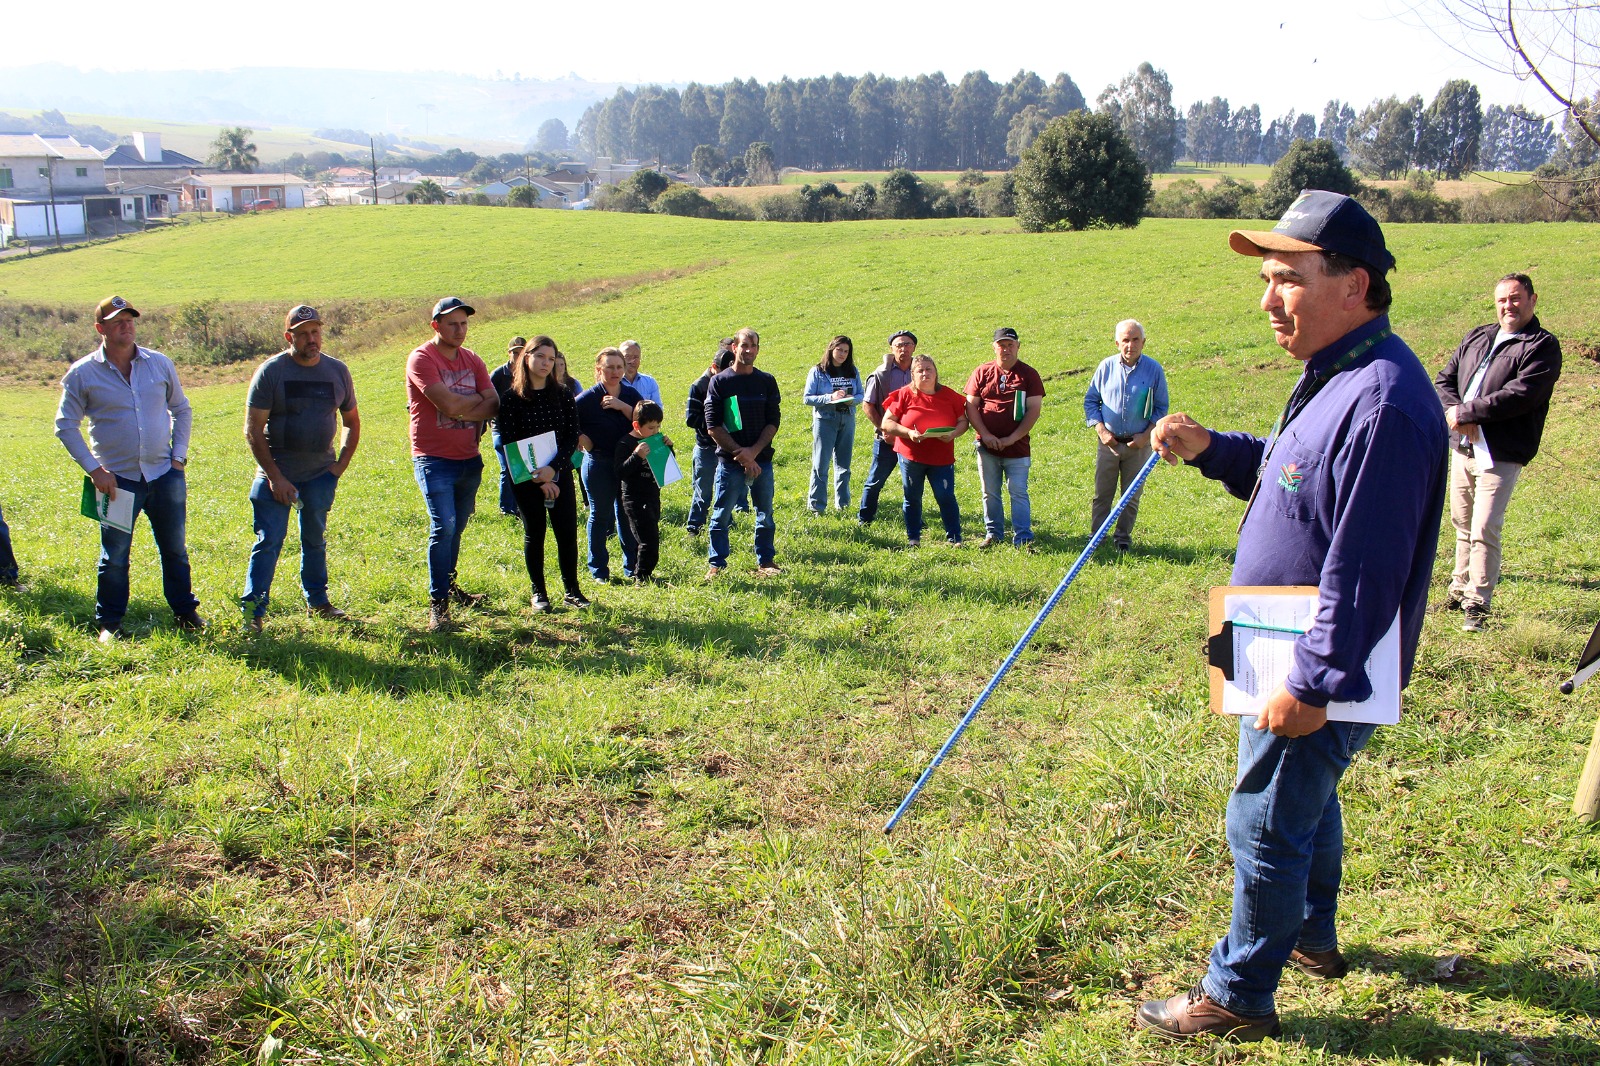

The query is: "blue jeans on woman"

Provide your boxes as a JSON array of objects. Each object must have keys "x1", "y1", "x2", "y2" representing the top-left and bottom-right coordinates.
[
  {"x1": 900, "y1": 459, "x2": 961, "y2": 543},
  {"x1": 1201, "y1": 717, "x2": 1377, "y2": 1017},
  {"x1": 413, "y1": 455, "x2": 483, "y2": 602},
  {"x1": 809, "y1": 413, "x2": 856, "y2": 512},
  {"x1": 582, "y1": 452, "x2": 637, "y2": 581},
  {"x1": 96, "y1": 468, "x2": 199, "y2": 630},
  {"x1": 240, "y1": 470, "x2": 339, "y2": 618}
]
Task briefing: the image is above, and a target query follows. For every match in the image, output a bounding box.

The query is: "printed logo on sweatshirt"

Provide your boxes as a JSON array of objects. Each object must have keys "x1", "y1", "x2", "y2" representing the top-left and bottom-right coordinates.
[{"x1": 1277, "y1": 462, "x2": 1304, "y2": 492}]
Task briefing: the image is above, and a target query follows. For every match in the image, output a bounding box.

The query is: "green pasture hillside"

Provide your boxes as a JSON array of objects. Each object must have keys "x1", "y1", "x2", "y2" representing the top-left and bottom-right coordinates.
[{"x1": 0, "y1": 213, "x2": 1597, "y2": 1063}]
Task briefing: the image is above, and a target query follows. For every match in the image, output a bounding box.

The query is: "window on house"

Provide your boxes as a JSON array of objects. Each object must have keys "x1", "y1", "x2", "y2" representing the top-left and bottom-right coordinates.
[
  {"x1": 76, "y1": 167, "x2": 88, "y2": 178},
  {"x1": 0, "y1": 169, "x2": 12, "y2": 189},
  {"x1": 38, "y1": 166, "x2": 48, "y2": 178}
]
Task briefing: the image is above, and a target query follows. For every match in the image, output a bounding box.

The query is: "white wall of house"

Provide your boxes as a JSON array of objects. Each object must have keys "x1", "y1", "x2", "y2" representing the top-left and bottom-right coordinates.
[{"x1": 12, "y1": 202, "x2": 87, "y2": 238}]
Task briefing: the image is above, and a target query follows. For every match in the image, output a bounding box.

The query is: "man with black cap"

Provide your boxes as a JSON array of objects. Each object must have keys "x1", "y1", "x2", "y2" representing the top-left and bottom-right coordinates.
[
  {"x1": 856, "y1": 330, "x2": 918, "y2": 525},
  {"x1": 966, "y1": 327, "x2": 1045, "y2": 547},
  {"x1": 407, "y1": 296, "x2": 499, "y2": 630},
  {"x1": 684, "y1": 345, "x2": 737, "y2": 535},
  {"x1": 239, "y1": 305, "x2": 361, "y2": 632},
  {"x1": 55, "y1": 295, "x2": 204, "y2": 640},
  {"x1": 1142, "y1": 191, "x2": 1447, "y2": 1040}
]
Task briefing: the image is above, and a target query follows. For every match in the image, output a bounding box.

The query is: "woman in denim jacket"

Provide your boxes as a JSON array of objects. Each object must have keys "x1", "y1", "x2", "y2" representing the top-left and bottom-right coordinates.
[{"x1": 802, "y1": 335, "x2": 864, "y2": 514}]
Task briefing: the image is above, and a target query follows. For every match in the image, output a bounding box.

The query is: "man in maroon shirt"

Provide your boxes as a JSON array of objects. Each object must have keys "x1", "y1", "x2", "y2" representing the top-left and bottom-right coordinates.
[{"x1": 965, "y1": 327, "x2": 1046, "y2": 547}]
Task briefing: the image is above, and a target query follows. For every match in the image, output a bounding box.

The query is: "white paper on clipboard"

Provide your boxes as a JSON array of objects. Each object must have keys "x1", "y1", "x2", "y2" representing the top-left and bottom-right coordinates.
[{"x1": 1220, "y1": 590, "x2": 1401, "y2": 725}]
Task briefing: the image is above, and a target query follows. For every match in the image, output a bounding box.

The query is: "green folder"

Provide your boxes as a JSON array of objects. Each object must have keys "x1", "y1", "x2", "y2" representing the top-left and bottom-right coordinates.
[
  {"x1": 641, "y1": 432, "x2": 684, "y2": 487},
  {"x1": 1012, "y1": 389, "x2": 1026, "y2": 421},
  {"x1": 724, "y1": 395, "x2": 743, "y2": 432}
]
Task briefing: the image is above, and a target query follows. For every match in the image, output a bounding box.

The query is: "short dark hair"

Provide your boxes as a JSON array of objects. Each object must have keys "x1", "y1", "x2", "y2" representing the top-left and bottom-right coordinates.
[
  {"x1": 1321, "y1": 251, "x2": 1392, "y2": 313},
  {"x1": 634, "y1": 400, "x2": 665, "y2": 425},
  {"x1": 1498, "y1": 272, "x2": 1534, "y2": 297}
]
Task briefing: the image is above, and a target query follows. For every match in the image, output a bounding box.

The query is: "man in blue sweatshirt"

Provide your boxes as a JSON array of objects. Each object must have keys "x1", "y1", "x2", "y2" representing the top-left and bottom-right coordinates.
[{"x1": 1139, "y1": 191, "x2": 1448, "y2": 1041}]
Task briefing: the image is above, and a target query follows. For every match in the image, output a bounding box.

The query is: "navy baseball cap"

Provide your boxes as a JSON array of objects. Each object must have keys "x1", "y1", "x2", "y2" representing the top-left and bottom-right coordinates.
[
  {"x1": 889, "y1": 329, "x2": 918, "y2": 346},
  {"x1": 430, "y1": 296, "x2": 475, "y2": 320},
  {"x1": 993, "y1": 327, "x2": 1019, "y2": 342},
  {"x1": 1229, "y1": 190, "x2": 1395, "y2": 274},
  {"x1": 284, "y1": 304, "x2": 321, "y2": 332}
]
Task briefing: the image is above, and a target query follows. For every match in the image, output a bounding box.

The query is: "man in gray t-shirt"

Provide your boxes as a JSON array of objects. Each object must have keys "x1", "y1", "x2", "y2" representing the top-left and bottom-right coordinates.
[{"x1": 240, "y1": 305, "x2": 361, "y2": 630}]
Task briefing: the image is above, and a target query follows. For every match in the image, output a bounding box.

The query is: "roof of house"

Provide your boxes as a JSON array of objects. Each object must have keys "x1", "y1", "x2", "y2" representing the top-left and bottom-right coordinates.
[
  {"x1": 0, "y1": 133, "x2": 105, "y2": 160},
  {"x1": 102, "y1": 144, "x2": 204, "y2": 168},
  {"x1": 179, "y1": 172, "x2": 310, "y2": 187}
]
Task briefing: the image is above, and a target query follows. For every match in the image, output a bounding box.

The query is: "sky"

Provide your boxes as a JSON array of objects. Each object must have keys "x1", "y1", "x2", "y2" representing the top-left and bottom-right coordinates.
[{"x1": 3, "y1": 0, "x2": 1565, "y2": 120}]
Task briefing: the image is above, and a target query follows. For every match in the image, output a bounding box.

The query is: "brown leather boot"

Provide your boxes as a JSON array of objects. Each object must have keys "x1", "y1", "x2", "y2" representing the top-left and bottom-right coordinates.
[
  {"x1": 1135, "y1": 985, "x2": 1281, "y2": 1041},
  {"x1": 1289, "y1": 946, "x2": 1350, "y2": 979}
]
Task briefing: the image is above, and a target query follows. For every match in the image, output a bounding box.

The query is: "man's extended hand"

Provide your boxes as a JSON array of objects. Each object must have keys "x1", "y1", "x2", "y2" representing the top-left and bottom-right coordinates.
[
  {"x1": 1253, "y1": 685, "x2": 1327, "y2": 737},
  {"x1": 1151, "y1": 412, "x2": 1212, "y2": 464},
  {"x1": 90, "y1": 467, "x2": 118, "y2": 499}
]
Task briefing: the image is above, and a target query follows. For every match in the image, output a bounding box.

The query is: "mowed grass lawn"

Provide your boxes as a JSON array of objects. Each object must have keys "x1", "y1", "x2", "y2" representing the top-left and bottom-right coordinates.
[{"x1": 0, "y1": 211, "x2": 1598, "y2": 1064}]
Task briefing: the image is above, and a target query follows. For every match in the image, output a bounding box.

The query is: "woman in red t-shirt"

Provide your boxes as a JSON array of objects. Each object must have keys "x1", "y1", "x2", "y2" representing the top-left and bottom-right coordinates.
[{"x1": 880, "y1": 355, "x2": 970, "y2": 546}]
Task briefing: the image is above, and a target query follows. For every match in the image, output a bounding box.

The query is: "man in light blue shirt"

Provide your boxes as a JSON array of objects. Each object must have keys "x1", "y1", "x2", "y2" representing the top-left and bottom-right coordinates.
[
  {"x1": 620, "y1": 339, "x2": 663, "y2": 407},
  {"x1": 56, "y1": 295, "x2": 203, "y2": 640},
  {"x1": 1083, "y1": 318, "x2": 1169, "y2": 551}
]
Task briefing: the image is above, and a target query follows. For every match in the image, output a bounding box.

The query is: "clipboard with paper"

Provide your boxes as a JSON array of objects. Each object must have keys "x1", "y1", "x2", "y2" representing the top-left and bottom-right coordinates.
[{"x1": 1206, "y1": 585, "x2": 1402, "y2": 725}]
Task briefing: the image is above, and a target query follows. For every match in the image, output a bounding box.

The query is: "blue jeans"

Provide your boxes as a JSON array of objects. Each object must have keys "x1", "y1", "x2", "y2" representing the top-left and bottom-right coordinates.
[
  {"x1": 0, "y1": 499, "x2": 16, "y2": 582},
  {"x1": 581, "y1": 452, "x2": 637, "y2": 580},
  {"x1": 490, "y1": 430, "x2": 518, "y2": 514},
  {"x1": 809, "y1": 413, "x2": 855, "y2": 512},
  {"x1": 412, "y1": 455, "x2": 483, "y2": 601},
  {"x1": 240, "y1": 470, "x2": 339, "y2": 617},
  {"x1": 857, "y1": 436, "x2": 899, "y2": 523},
  {"x1": 975, "y1": 446, "x2": 1033, "y2": 542},
  {"x1": 901, "y1": 459, "x2": 961, "y2": 542},
  {"x1": 708, "y1": 458, "x2": 775, "y2": 569},
  {"x1": 689, "y1": 442, "x2": 748, "y2": 529},
  {"x1": 1202, "y1": 718, "x2": 1377, "y2": 1017},
  {"x1": 95, "y1": 468, "x2": 198, "y2": 629}
]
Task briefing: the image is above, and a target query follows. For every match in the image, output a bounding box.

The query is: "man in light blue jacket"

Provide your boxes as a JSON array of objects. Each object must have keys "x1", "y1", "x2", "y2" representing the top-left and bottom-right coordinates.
[{"x1": 1082, "y1": 319, "x2": 1168, "y2": 551}]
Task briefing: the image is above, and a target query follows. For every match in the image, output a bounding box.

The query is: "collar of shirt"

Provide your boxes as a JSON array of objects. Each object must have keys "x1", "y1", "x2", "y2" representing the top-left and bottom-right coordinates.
[{"x1": 1304, "y1": 315, "x2": 1390, "y2": 377}]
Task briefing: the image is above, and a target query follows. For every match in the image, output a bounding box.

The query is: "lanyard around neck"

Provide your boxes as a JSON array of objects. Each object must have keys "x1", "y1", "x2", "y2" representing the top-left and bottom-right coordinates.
[{"x1": 1240, "y1": 328, "x2": 1389, "y2": 531}]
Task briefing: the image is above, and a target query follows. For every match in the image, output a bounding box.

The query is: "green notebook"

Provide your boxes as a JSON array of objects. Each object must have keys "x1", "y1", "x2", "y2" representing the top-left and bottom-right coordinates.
[
  {"x1": 724, "y1": 395, "x2": 743, "y2": 432},
  {"x1": 1012, "y1": 389, "x2": 1026, "y2": 421}
]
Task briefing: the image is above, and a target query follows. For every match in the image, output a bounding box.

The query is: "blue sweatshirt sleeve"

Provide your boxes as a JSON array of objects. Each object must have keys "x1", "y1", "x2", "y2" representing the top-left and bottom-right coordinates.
[
  {"x1": 1286, "y1": 403, "x2": 1438, "y2": 706},
  {"x1": 1189, "y1": 430, "x2": 1266, "y2": 501}
]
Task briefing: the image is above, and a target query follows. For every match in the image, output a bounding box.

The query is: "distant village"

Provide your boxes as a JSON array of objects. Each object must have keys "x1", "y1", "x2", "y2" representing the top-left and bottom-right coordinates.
[{"x1": 0, "y1": 131, "x2": 661, "y2": 249}]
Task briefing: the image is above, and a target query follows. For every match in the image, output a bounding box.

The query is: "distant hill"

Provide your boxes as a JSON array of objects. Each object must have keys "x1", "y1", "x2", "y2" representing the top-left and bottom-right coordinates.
[{"x1": 0, "y1": 64, "x2": 634, "y2": 145}]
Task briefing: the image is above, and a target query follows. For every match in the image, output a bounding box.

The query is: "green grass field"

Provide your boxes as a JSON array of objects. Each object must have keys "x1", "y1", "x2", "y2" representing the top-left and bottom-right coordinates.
[{"x1": 0, "y1": 212, "x2": 1598, "y2": 1064}]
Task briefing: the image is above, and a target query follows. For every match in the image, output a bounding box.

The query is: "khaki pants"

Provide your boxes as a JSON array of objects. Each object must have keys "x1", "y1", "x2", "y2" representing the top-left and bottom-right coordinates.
[
  {"x1": 1449, "y1": 448, "x2": 1523, "y2": 610},
  {"x1": 1092, "y1": 440, "x2": 1152, "y2": 547}
]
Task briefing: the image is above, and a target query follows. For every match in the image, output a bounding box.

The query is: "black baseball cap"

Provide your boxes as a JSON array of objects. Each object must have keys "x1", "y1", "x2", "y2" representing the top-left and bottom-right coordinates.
[
  {"x1": 993, "y1": 327, "x2": 1019, "y2": 342},
  {"x1": 1229, "y1": 190, "x2": 1395, "y2": 274},
  {"x1": 431, "y1": 296, "x2": 475, "y2": 320},
  {"x1": 889, "y1": 329, "x2": 918, "y2": 346}
]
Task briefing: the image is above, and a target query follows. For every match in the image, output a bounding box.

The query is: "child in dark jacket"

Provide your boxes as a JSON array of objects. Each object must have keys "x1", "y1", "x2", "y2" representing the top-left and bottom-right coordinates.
[{"x1": 613, "y1": 401, "x2": 671, "y2": 582}]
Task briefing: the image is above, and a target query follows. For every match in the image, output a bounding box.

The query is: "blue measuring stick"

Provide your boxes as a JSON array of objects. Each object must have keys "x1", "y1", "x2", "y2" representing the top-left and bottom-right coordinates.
[{"x1": 883, "y1": 451, "x2": 1162, "y2": 834}]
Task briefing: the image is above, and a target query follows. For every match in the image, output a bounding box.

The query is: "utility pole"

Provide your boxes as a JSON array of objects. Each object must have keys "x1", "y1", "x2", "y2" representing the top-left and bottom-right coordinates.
[
  {"x1": 370, "y1": 138, "x2": 380, "y2": 206},
  {"x1": 45, "y1": 154, "x2": 61, "y2": 248}
]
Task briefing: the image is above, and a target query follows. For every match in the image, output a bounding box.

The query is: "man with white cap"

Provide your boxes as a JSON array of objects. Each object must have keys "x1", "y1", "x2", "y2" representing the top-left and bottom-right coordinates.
[
  {"x1": 1141, "y1": 191, "x2": 1447, "y2": 1040},
  {"x1": 239, "y1": 304, "x2": 362, "y2": 632},
  {"x1": 55, "y1": 295, "x2": 204, "y2": 640},
  {"x1": 407, "y1": 296, "x2": 498, "y2": 630}
]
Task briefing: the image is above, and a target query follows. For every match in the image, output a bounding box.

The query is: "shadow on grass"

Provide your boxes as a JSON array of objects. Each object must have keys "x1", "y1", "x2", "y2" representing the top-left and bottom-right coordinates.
[
  {"x1": 0, "y1": 740, "x2": 260, "y2": 1063},
  {"x1": 1290, "y1": 946, "x2": 1600, "y2": 1063}
]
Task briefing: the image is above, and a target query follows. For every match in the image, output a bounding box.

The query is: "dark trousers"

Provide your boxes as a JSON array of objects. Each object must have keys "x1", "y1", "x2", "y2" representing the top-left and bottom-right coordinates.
[
  {"x1": 510, "y1": 471, "x2": 582, "y2": 597},
  {"x1": 619, "y1": 488, "x2": 661, "y2": 581},
  {"x1": 0, "y1": 499, "x2": 16, "y2": 581}
]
